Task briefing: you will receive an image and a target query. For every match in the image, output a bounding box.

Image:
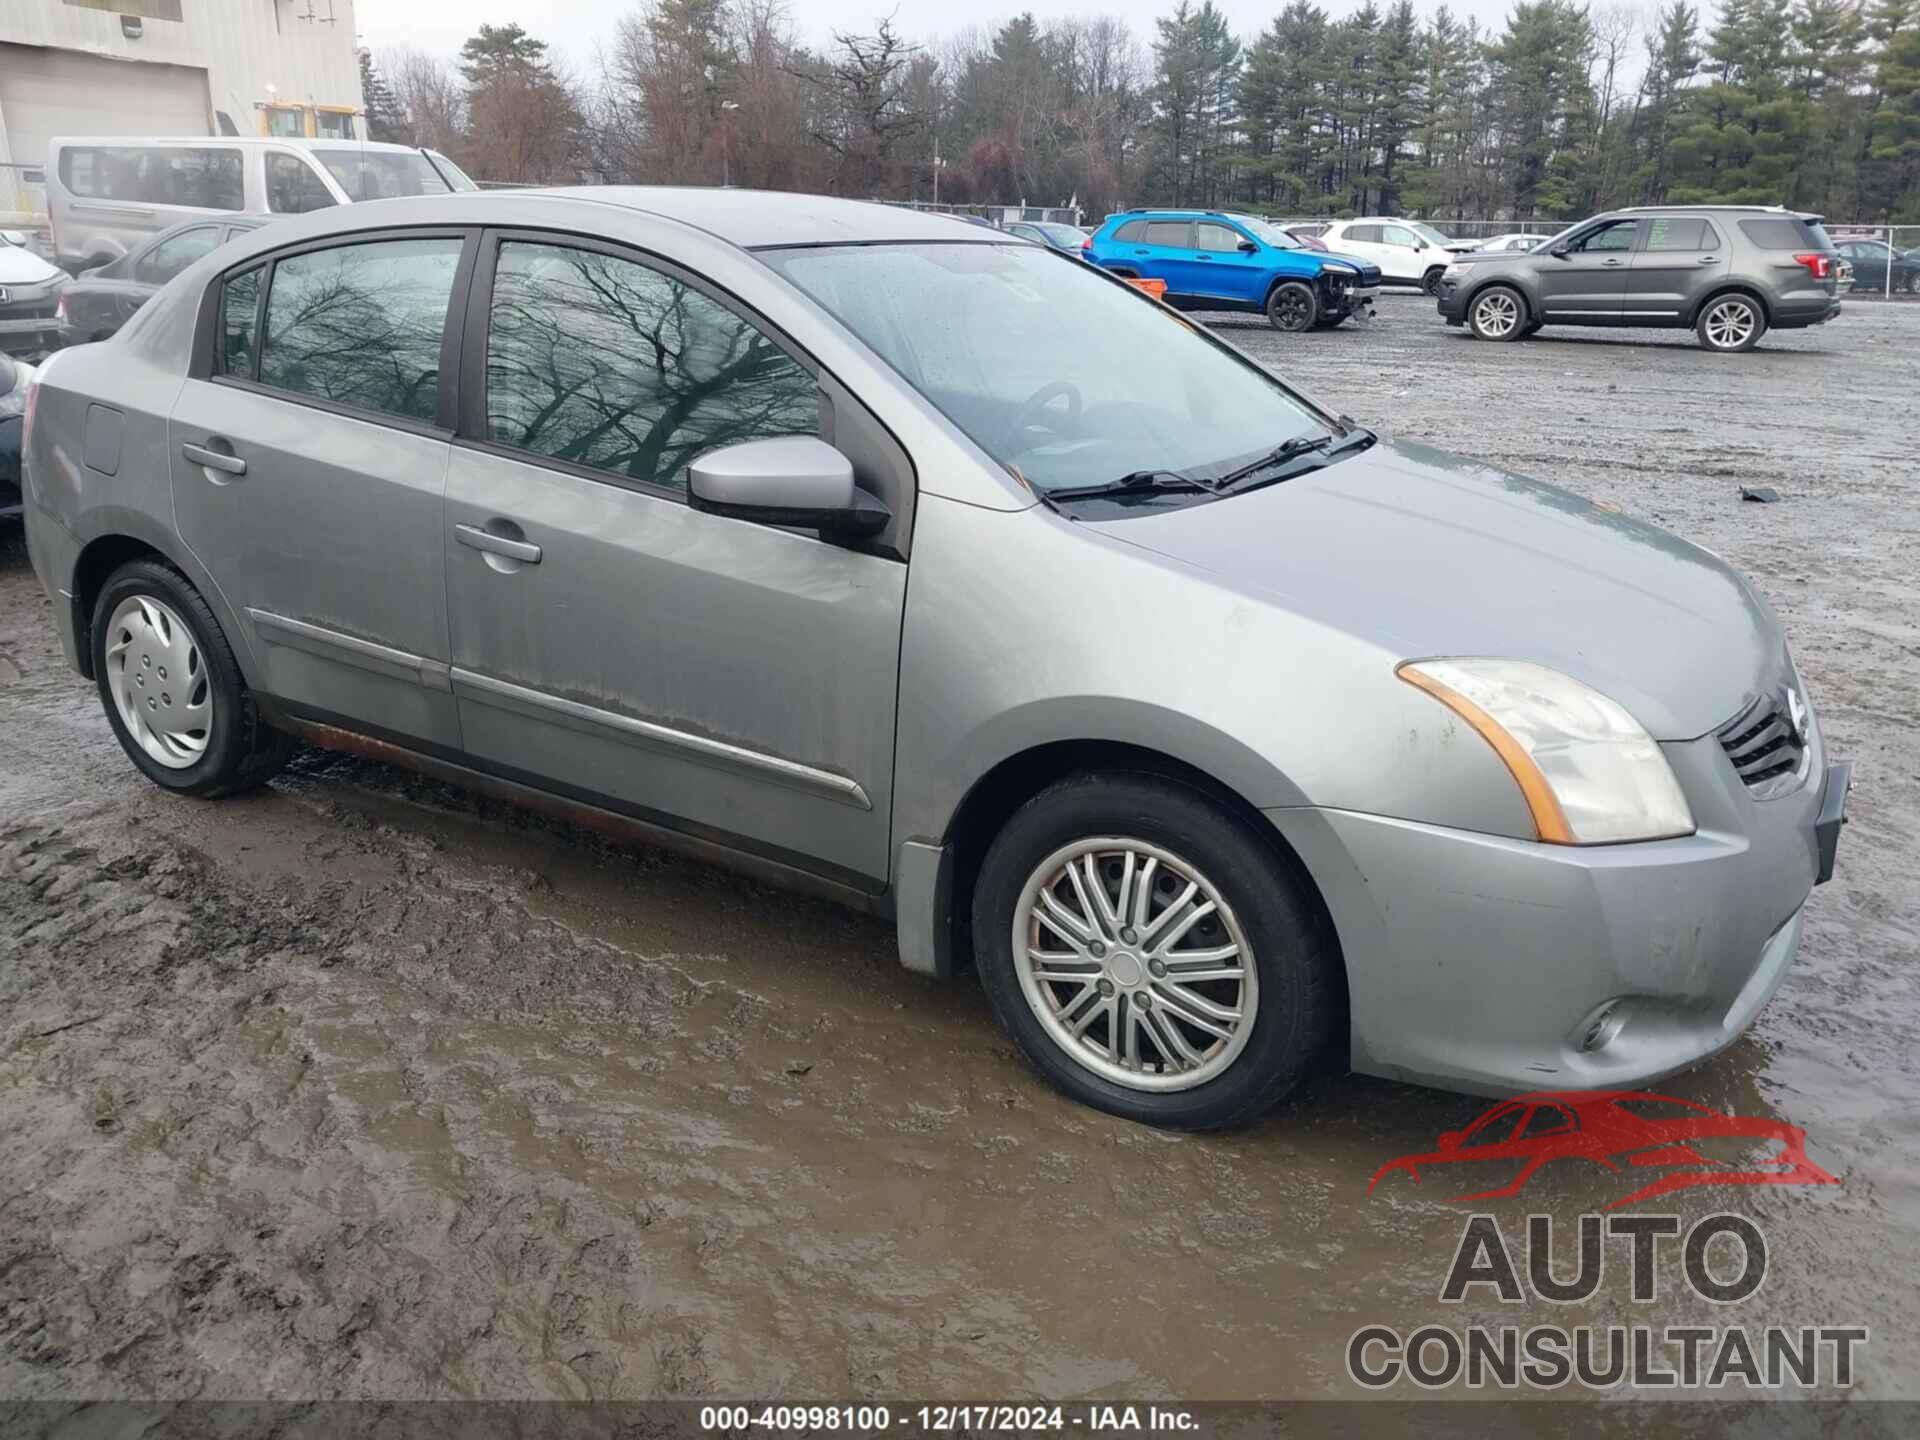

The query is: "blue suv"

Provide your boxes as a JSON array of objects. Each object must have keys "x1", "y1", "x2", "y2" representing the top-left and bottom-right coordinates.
[{"x1": 1085, "y1": 210, "x2": 1381, "y2": 331}]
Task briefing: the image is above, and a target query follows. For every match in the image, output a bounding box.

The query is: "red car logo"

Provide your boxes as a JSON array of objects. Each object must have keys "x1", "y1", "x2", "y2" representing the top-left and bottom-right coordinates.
[{"x1": 1368, "y1": 1090, "x2": 1839, "y2": 1209}]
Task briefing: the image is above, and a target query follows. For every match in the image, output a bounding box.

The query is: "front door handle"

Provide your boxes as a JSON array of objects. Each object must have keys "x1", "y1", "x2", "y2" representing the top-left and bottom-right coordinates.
[
  {"x1": 1601, "y1": 257, "x2": 1624, "y2": 267},
  {"x1": 181, "y1": 441, "x2": 246, "y2": 476},
  {"x1": 454, "y1": 523, "x2": 542, "y2": 564}
]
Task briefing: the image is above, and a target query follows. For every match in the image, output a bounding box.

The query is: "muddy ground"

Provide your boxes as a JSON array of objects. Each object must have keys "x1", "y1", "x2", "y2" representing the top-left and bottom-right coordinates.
[{"x1": 2, "y1": 292, "x2": 1917, "y2": 1412}]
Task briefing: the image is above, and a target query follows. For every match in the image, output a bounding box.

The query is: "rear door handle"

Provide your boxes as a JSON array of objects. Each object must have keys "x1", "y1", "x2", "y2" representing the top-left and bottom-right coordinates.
[
  {"x1": 454, "y1": 523, "x2": 542, "y2": 564},
  {"x1": 1698, "y1": 255, "x2": 1721, "y2": 264},
  {"x1": 181, "y1": 441, "x2": 246, "y2": 476}
]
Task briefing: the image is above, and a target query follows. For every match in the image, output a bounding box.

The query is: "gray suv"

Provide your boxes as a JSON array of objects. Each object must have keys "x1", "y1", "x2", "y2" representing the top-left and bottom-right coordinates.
[
  {"x1": 21, "y1": 189, "x2": 1848, "y2": 1130},
  {"x1": 1436, "y1": 206, "x2": 1842, "y2": 351}
]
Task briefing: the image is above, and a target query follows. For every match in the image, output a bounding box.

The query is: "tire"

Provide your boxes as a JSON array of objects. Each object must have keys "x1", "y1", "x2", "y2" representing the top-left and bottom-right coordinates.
[
  {"x1": 1422, "y1": 266, "x2": 1446, "y2": 296},
  {"x1": 1903, "y1": 270, "x2": 1919, "y2": 295},
  {"x1": 91, "y1": 558, "x2": 294, "y2": 797},
  {"x1": 1266, "y1": 280, "x2": 1318, "y2": 333},
  {"x1": 971, "y1": 773, "x2": 1337, "y2": 1130},
  {"x1": 1695, "y1": 293, "x2": 1767, "y2": 352},
  {"x1": 1467, "y1": 285, "x2": 1527, "y2": 341}
]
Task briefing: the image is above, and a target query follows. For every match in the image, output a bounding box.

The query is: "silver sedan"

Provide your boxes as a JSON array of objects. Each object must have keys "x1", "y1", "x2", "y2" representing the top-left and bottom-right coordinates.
[{"x1": 20, "y1": 188, "x2": 1848, "y2": 1128}]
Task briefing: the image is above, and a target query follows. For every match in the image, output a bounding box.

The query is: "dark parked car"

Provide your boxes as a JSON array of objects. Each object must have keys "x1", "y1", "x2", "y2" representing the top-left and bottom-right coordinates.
[
  {"x1": 1437, "y1": 205, "x2": 1841, "y2": 352},
  {"x1": 59, "y1": 216, "x2": 270, "y2": 344},
  {"x1": 1833, "y1": 238, "x2": 1919, "y2": 293},
  {"x1": 1001, "y1": 220, "x2": 1088, "y2": 254}
]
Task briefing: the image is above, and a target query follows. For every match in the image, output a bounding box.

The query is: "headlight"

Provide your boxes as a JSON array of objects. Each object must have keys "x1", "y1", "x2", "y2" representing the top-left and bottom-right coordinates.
[
  {"x1": 1397, "y1": 658, "x2": 1694, "y2": 844},
  {"x1": 1443, "y1": 262, "x2": 1469, "y2": 277}
]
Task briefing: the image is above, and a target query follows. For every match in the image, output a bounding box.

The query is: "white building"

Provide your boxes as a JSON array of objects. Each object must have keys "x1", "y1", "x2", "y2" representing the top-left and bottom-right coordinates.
[{"x1": 0, "y1": 0, "x2": 365, "y2": 217}]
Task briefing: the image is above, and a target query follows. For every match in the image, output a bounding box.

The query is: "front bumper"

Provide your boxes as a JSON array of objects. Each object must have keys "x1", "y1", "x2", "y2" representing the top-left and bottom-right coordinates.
[{"x1": 1270, "y1": 740, "x2": 1849, "y2": 1097}]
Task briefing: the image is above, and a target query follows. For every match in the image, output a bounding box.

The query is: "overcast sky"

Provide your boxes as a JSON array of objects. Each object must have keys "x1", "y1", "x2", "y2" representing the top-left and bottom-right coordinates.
[{"x1": 356, "y1": 0, "x2": 1526, "y2": 75}]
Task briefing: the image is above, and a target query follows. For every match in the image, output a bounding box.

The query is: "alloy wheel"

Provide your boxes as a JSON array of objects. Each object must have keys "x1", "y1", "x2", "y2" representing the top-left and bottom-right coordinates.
[
  {"x1": 1703, "y1": 298, "x2": 1757, "y2": 350},
  {"x1": 1011, "y1": 837, "x2": 1259, "y2": 1092},
  {"x1": 104, "y1": 594, "x2": 211, "y2": 769},
  {"x1": 1271, "y1": 286, "x2": 1313, "y2": 331},
  {"x1": 1472, "y1": 289, "x2": 1520, "y2": 338}
]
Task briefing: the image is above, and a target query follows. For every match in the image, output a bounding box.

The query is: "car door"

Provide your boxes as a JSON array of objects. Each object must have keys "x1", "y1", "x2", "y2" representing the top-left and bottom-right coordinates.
[
  {"x1": 1623, "y1": 216, "x2": 1726, "y2": 323},
  {"x1": 1535, "y1": 218, "x2": 1640, "y2": 321},
  {"x1": 1137, "y1": 220, "x2": 1197, "y2": 294},
  {"x1": 1189, "y1": 220, "x2": 1264, "y2": 302},
  {"x1": 1375, "y1": 223, "x2": 1427, "y2": 282},
  {"x1": 441, "y1": 231, "x2": 907, "y2": 885},
  {"x1": 1325, "y1": 223, "x2": 1376, "y2": 268},
  {"x1": 170, "y1": 229, "x2": 470, "y2": 749}
]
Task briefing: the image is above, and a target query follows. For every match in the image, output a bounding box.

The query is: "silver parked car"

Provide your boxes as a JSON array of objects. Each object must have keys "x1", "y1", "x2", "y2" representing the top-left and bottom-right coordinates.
[{"x1": 21, "y1": 190, "x2": 1849, "y2": 1129}]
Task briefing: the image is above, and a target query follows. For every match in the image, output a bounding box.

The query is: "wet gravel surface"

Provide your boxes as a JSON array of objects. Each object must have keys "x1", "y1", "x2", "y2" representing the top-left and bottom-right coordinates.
[{"x1": 1, "y1": 293, "x2": 1916, "y2": 1410}]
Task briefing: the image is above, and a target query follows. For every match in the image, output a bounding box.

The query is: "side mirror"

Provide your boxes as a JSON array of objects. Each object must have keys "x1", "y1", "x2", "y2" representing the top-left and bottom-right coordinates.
[
  {"x1": 689, "y1": 436, "x2": 890, "y2": 538},
  {"x1": 1549, "y1": 243, "x2": 1571, "y2": 258},
  {"x1": 1237, "y1": 240, "x2": 1258, "y2": 254}
]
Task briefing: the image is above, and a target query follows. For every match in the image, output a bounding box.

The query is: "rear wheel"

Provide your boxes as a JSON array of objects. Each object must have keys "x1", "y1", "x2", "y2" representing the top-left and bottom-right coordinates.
[
  {"x1": 1266, "y1": 281, "x2": 1318, "y2": 333},
  {"x1": 1467, "y1": 285, "x2": 1526, "y2": 341},
  {"x1": 1695, "y1": 293, "x2": 1766, "y2": 352},
  {"x1": 91, "y1": 559, "x2": 294, "y2": 797},
  {"x1": 971, "y1": 773, "x2": 1336, "y2": 1130}
]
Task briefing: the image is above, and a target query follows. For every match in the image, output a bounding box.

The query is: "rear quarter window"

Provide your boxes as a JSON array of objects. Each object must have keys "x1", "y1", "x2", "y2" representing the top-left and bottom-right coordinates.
[
  {"x1": 1739, "y1": 217, "x2": 1830, "y2": 250},
  {"x1": 58, "y1": 146, "x2": 243, "y2": 210},
  {"x1": 1112, "y1": 220, "x2": 1148, "y2": 243}
]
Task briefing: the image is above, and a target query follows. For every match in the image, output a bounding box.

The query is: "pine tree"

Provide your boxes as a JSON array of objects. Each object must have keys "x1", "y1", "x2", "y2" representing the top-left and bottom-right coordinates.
[{"x1": 358, "y1": 49, "x2": 410, "y2": 145}]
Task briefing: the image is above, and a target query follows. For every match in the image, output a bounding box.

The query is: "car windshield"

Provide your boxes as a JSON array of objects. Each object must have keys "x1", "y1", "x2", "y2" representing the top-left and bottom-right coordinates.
[
  {"x1": 310, "y1": 147, "x2": 454, "y2": 201},
  {"x1": 1234, "y1": 216, "x2": 1300, "y2": 249},
  {"x1": 424, "y1": 150, "x2": 479, "y2": 191},
  {"x1": 1409, "y1": 222, "x2": 1453, "y2": 247},
  {"x1": 760, "y1": 242, "x2": 1329, "y2": 495}
]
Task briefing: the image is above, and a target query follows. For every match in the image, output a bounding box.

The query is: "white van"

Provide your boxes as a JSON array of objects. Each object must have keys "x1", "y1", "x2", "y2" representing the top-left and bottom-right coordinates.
[{"x1": 46, "y1": 137, "x2": 477, "y2": 271}]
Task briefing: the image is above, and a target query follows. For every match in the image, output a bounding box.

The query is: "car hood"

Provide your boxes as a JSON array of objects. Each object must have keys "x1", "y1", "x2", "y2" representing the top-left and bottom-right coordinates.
[
  {"x1": 1083, "y1": 436, "x2": 1780, "y2": 740},
  {"x1": 1318, "y1": 251, "x2": 1370, "y2": 273},
  {"x1": 0, "y1": 245, "x2": 62, "y2": 285}
]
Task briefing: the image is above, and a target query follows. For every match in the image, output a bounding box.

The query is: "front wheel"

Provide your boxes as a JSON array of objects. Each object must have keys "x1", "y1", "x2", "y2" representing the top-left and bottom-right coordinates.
[
  {"x1": 1696, "y1": 294, "x2": 1766, "y2": 352},
  {"x1": 971, "y1": 774, "x2": 1337, "y2": 1130},
  {"x1": 92, "y1": 559, "x2": 294, "y2": 797},
  {"x1": 1467, "y1": 285, "x2": 1527, "y2": 341},
  {"x1": 1266, "y1": 281, "x2": 1318, "y2": 333},
  {"x1": 1422, "y1": 266, "x2": 1446, "y2": 296}
]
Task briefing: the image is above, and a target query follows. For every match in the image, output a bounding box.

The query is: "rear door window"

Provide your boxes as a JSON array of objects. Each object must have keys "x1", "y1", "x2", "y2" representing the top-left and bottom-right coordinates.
[
  {"x1": 1346, "y1": 225, "x2": 1381, "y2": 244},
  {"x1": 256, "y1": 236, "x2": 463, "y2": 422},
  {"x1": 1143, "y1": 221, "x2": 1191, "y2": 248},
  {"x1": 134, "y1": 225, "x2": 222, "y2": 285},
  {"x1": 1644, "y1": 217, "x2": 1718, "y2": 251}
]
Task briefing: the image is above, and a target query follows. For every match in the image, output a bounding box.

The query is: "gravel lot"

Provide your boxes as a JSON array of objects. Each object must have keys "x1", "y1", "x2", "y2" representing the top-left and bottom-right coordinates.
[{"x1": 2, "y1": 291, "x2": 1916, "y2": 1411}]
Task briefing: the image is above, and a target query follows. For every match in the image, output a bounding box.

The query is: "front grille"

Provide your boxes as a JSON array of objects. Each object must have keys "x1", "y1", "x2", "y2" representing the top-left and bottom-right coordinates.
[{"x1": 1717, "y1": 691, "x2": 1806, "y2": 794}]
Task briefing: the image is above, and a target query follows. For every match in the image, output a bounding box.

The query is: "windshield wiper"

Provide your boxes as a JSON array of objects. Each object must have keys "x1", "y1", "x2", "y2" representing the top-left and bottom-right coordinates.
[
  {"x1": 1215, "y1": 426, "x2": 1376, "y2": 492},
  {"x1": 1043, "y1": 469, "x2": 1217, "y2": 502}
]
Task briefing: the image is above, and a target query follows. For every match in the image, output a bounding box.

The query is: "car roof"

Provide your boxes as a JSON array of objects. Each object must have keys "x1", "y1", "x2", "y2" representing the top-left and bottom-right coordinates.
[
  {"x1": 534, "y1": 187, "x2": 1008, "y2": 248},
  {"x1": 50, "y1": 135, "x2": 428, "y2": 155}
]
